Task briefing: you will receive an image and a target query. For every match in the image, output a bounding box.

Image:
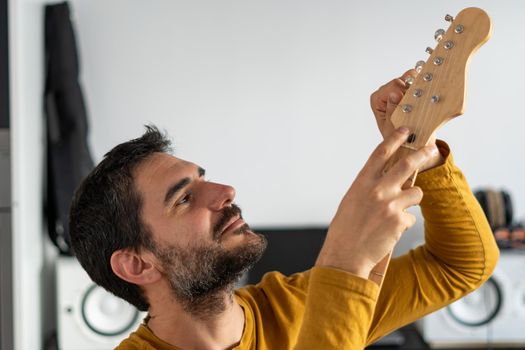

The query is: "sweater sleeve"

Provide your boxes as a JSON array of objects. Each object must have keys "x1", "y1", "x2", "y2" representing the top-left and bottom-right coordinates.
[
  {"x1": 294, "y1": 266, "x2": 379, "y2": 350},
  {"x1": 366, "y1": 140, "x2": 500, "y2": 344}
]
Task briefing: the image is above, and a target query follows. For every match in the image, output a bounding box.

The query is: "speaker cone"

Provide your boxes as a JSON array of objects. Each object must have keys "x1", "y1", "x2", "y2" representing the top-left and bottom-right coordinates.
[
  {"x1": 447, "y1": 277, "x2": 502, "y2": 327},
  {"x1": 81, "y1": 284, "x2": 140, "y2": 336}
]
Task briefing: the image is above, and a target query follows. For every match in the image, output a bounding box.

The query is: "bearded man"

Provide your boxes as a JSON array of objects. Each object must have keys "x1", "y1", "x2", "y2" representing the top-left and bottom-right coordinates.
[{"x1": 69, "y1": 73, "x2": 499, "y2": 349}]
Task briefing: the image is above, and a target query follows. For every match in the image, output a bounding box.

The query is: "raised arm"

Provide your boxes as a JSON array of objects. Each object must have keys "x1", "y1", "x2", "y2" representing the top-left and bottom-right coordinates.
[
  {"x1": 366, "y1": 74, "x2": 499, "y2": 343},
  {"x1": 367, "y1": 143, "x2": 499, "y2": 343},
  {"x1": 294, "y1": 128, "x2": 437, "y2": 349}
]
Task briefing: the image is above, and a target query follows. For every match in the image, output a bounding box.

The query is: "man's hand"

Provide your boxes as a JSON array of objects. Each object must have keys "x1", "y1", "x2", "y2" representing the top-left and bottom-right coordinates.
[
  {"x1": 370, "y1": 70, "x2": 445, "y2": 172},
  {"x1": 315, "y1": 128, "x2": 438, "y2": 279}
]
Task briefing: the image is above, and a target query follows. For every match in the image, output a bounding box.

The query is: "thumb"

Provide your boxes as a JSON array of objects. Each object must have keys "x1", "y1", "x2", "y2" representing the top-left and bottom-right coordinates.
[
  {"x1": 386, "y1": 92, "x2": 401, "y2": 118},
  {"x1": 382, "y1": 92, "x2": 401, "y2": 135}
]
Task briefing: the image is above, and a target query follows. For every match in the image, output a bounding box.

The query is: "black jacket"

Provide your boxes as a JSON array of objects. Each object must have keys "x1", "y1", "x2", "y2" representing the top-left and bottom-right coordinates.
[{"x1": 45, "y1": 1, "x2": 94, "y2": 255}]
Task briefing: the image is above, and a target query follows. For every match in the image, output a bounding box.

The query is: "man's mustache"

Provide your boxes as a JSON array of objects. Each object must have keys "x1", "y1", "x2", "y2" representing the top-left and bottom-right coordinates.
[{"x1": 213, "y1": 204, "x2": 242, "y2": 240}]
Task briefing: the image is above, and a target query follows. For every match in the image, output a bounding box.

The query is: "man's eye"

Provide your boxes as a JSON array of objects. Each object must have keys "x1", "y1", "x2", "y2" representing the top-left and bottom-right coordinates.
[{"x1": 177, "y1": 193, "x2": 191, "y2": 205}]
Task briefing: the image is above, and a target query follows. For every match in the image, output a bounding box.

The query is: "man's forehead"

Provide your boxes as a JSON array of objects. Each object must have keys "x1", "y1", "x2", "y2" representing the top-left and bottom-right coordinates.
[{"x1": 134, "y1": 152, "x2": 195, "y2": 183}]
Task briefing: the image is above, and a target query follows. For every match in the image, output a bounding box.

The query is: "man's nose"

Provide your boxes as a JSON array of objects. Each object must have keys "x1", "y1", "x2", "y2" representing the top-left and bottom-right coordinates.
[{"x1": 207, "y1": 183, "x2": 236, "y2": 211}]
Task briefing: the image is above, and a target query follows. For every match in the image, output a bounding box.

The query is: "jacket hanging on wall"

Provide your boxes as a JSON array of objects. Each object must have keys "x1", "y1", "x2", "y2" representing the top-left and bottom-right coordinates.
[{"x1": 44, "y1": 1, "x2": 94, "y2": 255}]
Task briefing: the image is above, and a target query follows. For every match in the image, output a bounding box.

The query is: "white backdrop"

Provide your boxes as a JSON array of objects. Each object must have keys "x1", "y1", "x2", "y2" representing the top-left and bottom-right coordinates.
[{"x1": 70, "y1": 0, "x2": 525, "y2": 227}]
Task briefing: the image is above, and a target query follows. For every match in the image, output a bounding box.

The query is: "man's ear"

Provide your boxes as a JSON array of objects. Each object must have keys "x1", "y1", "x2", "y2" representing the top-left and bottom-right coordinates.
[{"x1": 110, "y1": 248, "x2": 162, "y2": 286}]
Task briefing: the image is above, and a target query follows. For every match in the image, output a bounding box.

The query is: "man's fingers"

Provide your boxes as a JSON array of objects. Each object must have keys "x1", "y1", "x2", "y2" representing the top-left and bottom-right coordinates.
[
  {"x1": 400, "y1": 69, "x2": 419, "y2": 84},
  {"x1": 371, "y1": 79, "x2": 404, "y2": 115},
  {"x1": 371, "y1": 69, "x2": 417, "y2": 131},
  {"x1": 390, "y1": 210, "x2": 418, "y2": 243},
  {"x1": 396, "y1": 186, "x2": 424, "y2": 209},
  {"x1": 401, "y1": 211, "x2": 417, "y2": 235},
  {"x1": 385, "y1": 92, "x2": 401, "y2": 122},
  {"x1": 385, "y1": 146, "x2": 437, "y2": 187},
  {"x1": 364, "y1": 127, "x2": 410, "y2": 175}
]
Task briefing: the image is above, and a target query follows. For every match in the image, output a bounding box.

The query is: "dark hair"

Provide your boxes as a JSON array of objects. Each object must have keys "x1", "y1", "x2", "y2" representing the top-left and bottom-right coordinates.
[{"x1": 69, "y1": 125, "x2": 171, "y2": 311}]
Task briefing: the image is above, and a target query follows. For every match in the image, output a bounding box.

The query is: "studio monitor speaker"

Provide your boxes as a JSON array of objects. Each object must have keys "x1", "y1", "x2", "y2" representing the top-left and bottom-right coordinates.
[
  {"x1": 419, "y1": 251, "x2": 525, "y2": 347},
  {"x1": 57, "y1": 256, "x2": 145, "y2": 350}
]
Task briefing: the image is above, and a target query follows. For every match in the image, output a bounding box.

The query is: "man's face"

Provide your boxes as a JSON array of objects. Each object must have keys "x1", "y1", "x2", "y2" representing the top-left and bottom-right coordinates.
[{"x1": 133, "y1": 152, "x2": 266, "y2": 313}]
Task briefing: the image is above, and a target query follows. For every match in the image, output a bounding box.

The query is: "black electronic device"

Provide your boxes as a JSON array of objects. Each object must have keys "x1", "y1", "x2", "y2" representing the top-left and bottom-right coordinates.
[{"x1": 474, "y1": 188, "x2": 513, "y2": 229}]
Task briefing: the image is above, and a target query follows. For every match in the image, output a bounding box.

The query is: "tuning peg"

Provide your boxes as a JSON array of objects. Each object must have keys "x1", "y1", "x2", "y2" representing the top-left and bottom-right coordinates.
[
  {"x1": 415, "y1": 60, "x2": 425, "y2": 73},
  {"x1": 433, "y1": 57, "x2": 444, "y2": 65},
  {"x1": 445, "y1": 14, "x2": 454, "y2": 22},
  {"x1": 402, "y1": 104, "x2": 413, "y2": 113},
  {"x1": 404, "y1": 76, "x2": 415, "y2": 86},
  {"x1": 426, "y1": 47, "x2": 434, "y2": 55},
  {"x1": 434, "y1": 29, "x2": 445, "y2": 41}
]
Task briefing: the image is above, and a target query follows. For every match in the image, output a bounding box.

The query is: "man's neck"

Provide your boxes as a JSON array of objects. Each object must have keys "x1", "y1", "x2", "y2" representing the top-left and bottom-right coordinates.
[{"x1": 146, "y1": 288, "x2": 245, "y2": 350}]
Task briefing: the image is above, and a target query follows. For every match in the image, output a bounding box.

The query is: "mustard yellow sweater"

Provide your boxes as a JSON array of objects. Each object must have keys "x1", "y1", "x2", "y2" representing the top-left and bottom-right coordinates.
[{"x1": 116, "y1": 143, "x2": 499, "y2": 349}]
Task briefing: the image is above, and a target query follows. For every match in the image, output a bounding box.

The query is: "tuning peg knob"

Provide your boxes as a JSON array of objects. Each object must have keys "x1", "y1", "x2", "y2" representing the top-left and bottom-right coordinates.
[
  {"x1": 402, "y1": 104, "x2": 413, "y2": 113},
  {"x1": 434, "y1": 29, "x2": 446, "y2": 41},
  {"x1": 415, "y1": 60, "x2": 425, "y2": 73},
  {"x1": 426, "y1": 47, "x2": 434, "y2": 55},
  {"x1": 445, "y1": 14, "x2": 454, "y2": 22},
  {"x1": 433, "y1": 57, "x2": 444, "y2": 66}
]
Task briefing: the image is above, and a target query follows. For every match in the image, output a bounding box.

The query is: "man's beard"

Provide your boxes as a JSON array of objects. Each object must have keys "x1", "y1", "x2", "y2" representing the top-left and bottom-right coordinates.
[{"x1": 151, "y1": 204, "x2": 267, "y2": 318}]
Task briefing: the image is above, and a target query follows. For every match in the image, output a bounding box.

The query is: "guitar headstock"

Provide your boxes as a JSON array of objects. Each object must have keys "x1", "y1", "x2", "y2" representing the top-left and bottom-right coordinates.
[{"x1": 390, "y1": 7, "x2": 492, "y2": 149}]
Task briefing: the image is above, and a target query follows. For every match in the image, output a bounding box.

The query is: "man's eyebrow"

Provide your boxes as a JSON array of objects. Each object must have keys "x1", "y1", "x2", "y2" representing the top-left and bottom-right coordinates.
[{"x1": 163, "y1": 167, "x2": 206, "y2": 206}]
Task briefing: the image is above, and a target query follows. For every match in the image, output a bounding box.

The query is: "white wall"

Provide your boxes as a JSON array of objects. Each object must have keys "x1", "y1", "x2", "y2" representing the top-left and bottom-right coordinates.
[{"x1": 68, "y1": 0, "x2": 525, "y2": 228}]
